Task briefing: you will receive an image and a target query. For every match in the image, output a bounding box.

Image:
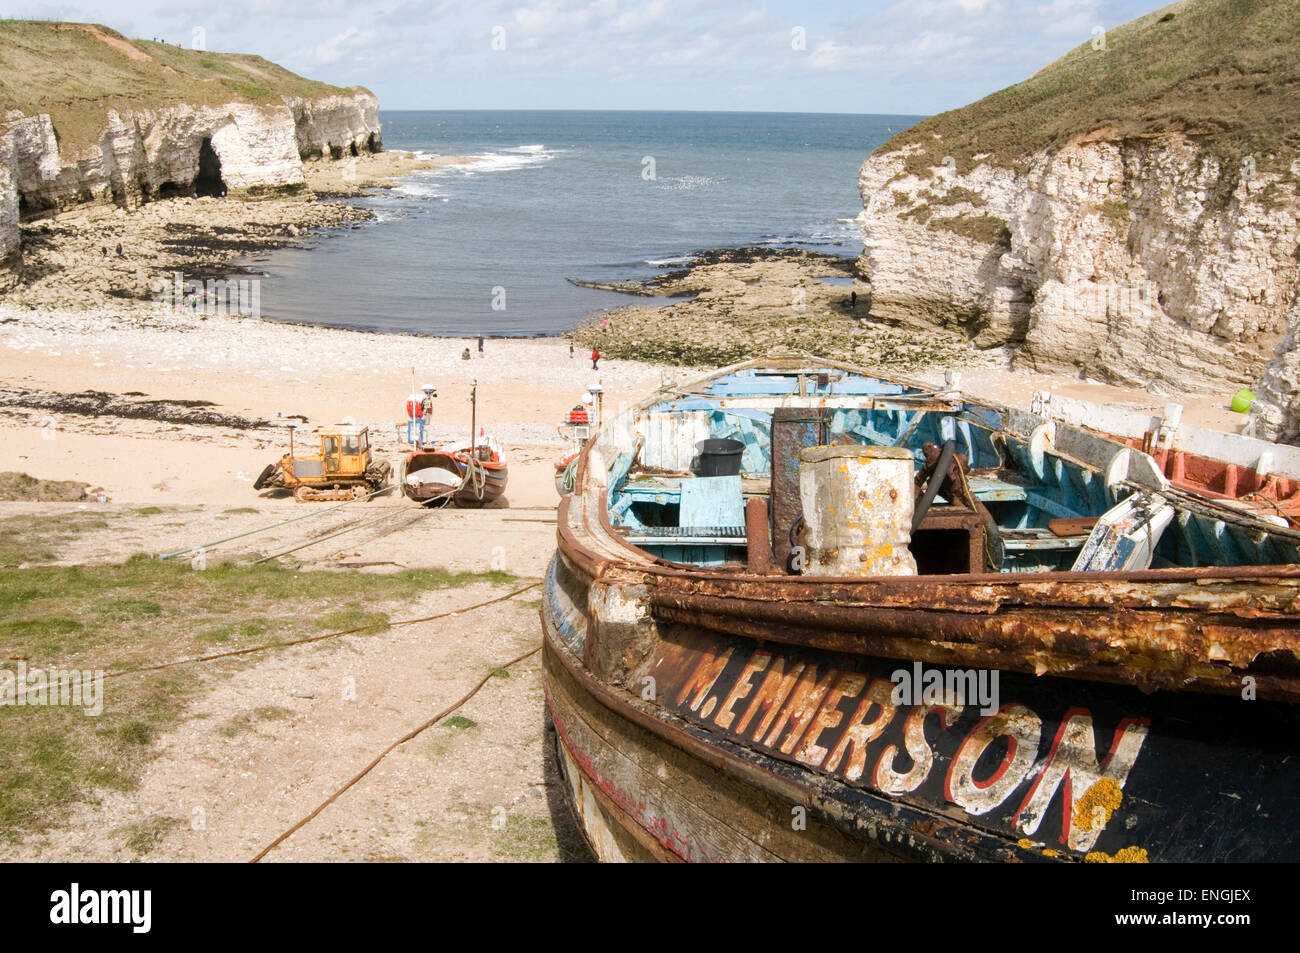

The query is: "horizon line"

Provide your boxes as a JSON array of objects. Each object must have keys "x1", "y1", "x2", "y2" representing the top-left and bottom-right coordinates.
[{"x1": 374, "y1": 107, "x2": 931, "y2": 118}]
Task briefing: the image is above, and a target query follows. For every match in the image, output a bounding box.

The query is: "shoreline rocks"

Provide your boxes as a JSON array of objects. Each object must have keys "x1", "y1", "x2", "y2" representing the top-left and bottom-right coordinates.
[
  {"x1": 568, "y1": 247, "x2": 985, "y2": 372},
  {"x1": 1, "y1": 150, "x2": 452, "y2": 314}
]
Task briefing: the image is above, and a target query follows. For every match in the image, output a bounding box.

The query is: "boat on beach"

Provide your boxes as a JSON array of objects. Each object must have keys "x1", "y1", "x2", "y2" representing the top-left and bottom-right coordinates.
[
  {"x1": 402, "y1": 440, "x2": 508, "y2": 507},
  {"x1": 401, "y1": 380, "x2": 509, "y2": 507},
  {"x1": 542, "y1": 354, "x2": 1300, "y2": 862},
  {"x1": 1030, "y1": 390, "x2": 1300, "y2": 527}
]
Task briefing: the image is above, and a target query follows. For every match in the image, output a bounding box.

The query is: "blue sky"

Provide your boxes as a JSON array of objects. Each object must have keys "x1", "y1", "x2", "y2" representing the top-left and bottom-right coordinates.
[{"x1": 2, "y1": 0, "x2": 1171, "y2": 113}]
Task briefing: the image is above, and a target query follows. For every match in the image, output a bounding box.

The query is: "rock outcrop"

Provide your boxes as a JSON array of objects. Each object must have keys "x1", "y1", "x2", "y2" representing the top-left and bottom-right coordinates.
[
  {"x1": 855, "y1": 0, "x2": 1300, "y2": 440},
  {"x1": 0, "y1": 125, "x2": 18, "y2": 290},
  {"x1": 4, "y1": 89, "x2": 381, "y2": 216},
  {"x1": 859, "y1": 139, "x2": 1300, "y2": 393},
  {"x1": 1249, "y1": 297, "x2": 1300, "y2": 442},
  {"x1": 0, "y1": 21, "x2": 382, "y2": 289},
  {"x1": 289, "y1": 93, "x2": 383, "y2": 161}
]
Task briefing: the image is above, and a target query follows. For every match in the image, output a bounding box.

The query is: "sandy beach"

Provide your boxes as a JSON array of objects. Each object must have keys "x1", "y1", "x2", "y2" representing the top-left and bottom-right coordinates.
[
  {"x1": 1, "y1": 283, "x2": 1247, "y2": 513},
  {"x1": 0, "y1": 304, "x2": 670, "y2": 510}
]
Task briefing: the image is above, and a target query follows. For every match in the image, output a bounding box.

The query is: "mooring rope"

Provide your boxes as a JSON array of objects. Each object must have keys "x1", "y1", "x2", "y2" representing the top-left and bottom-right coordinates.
[
  {"x1": 99, "y1": 581, "x2": 542, "y2": 680},
  {"x1": 155, "y1": 483, "x2": 393, "y2": 561},
  {"x1": 249, "y1": 642, "x2": 541, "y2": 862}
]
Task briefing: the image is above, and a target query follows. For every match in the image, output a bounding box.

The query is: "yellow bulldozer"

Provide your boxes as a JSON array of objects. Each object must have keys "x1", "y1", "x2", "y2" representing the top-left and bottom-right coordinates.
[{"x1": 253, "y1": 425, "x2": 392, "y2": 502}]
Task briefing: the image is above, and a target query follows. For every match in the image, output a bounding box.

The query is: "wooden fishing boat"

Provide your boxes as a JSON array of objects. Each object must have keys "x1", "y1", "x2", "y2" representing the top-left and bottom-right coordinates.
[
  {"x1": 1031, "y1": 391, "x2": 1300, "y2": 526},
  {"x1": 402, "y1": 441, "x2": 508, "y2": 507},
  {"x1": 542, "y1": 355, "x2": 1300, "y2": 862},
  {"x1": 402, "y1": 379, "x2": 508, "y2": 507},
  {"x1": 556, "y1": 384, "x2": 601, "y2": 496}
]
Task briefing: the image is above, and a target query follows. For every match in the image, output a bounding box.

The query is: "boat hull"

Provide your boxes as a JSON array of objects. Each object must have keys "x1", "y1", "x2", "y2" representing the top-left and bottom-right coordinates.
[
  {"x1": 402, "y1": 450, "x2": 508, "y2": 506},
  {"x1": 542, "y1": 552, "x2": 1300, "y2": 862},
  {"x1": 544, "y1": 633, "x2": 904, "y2": 862}
]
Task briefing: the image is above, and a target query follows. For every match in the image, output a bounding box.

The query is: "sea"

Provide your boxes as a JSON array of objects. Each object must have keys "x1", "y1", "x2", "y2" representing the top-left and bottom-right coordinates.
[{"x1": 244, "y1": 110, "x2": 923, "y2": 337}]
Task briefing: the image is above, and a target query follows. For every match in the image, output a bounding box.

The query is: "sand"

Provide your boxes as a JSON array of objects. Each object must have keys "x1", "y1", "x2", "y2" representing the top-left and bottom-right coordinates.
[
  {"x1": 1, "y1": 290, "x2": 1250, "y2": 512},
  {"x1": 0, "y1": 304, "x2": 671, "y2": 509}
]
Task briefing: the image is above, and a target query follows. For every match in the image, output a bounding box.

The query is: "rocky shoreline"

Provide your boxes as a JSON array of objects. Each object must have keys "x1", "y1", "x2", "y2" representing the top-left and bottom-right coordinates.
[
  {"x1": 2, "y1": 151, "x2": 471, "y2": 314},
  {"x1": 569, "y1": 246, "x2": 997, "y2": 373}
]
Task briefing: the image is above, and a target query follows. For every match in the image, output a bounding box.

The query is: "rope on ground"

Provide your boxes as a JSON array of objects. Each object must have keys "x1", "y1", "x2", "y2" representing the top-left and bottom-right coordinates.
[
  {"x1": 249, "y1": 642, "x2": 541, "y2": 862},
  {"x1": 249, "y1": 469, "x2": 479, "y2": 564},
  {"x1": 249, "y1": 505, "x2": 427, "y2": 565},
  {"x1": 156, "y1": 483, "x2": 394, "y2": 561},
  {"x1": 100, "y1": 581, "x2": 542, "y2": 681}
]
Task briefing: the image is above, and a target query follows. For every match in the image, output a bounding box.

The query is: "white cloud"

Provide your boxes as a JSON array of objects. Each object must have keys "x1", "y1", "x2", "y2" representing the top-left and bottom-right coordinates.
[
  {"x1": 298, "y1": 25, "x2": 380, "y2": 67},
  {"x1": 1, "y1": 0, "x2": 1166, "y2": 112}
]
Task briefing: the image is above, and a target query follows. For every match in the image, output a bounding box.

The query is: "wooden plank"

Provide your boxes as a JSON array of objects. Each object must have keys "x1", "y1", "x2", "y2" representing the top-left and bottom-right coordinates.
[
  {"x1": 680, "y1": 475, "x2": 744, "y2": 527},
  {"x1": 1049, "y1": 517, "x2": 1099, "y2": 536},
  {"x1": 967, "y1": 474, "x2": 1029, "y2": 502}
]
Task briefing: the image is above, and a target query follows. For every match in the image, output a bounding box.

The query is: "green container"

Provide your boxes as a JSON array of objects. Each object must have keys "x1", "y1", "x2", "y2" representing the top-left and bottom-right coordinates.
[{"x1": 1230, "y1": 388, "x2": 1256, "y2": 414}]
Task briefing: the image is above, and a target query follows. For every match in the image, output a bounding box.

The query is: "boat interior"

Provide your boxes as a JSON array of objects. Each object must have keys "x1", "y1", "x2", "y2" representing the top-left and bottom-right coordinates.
[{"x1": 597, "y1": 366, "x2": 1300, "y2": 574}]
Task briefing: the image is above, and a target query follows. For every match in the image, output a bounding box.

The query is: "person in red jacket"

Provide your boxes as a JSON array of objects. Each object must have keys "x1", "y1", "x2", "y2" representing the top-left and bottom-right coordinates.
[{"x1": 591, "y1": 348, "x2": 600, "y2": 370}]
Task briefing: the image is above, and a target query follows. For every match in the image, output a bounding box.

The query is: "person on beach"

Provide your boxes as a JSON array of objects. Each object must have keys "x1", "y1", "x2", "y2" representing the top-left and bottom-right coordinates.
[
  {"x1": 591, "y1": 348, "x2": 600, "y2": 370},
  {"x1": 851, "y1": 291, "x2": 858, "y2": 308},
  {"x1": 477, "y1": 334, "x2": 484, "y2": 355},
  {"x1": 116, "y1": 244, "x2": 123, "y2": 258},
  {"x1": 461, "y1": 347, "x2": 471, "y2": 360},
  {"x1": 569, "y1": 341, "x2": 574, "y2": 358},
  {"x1": 420, "y1": 386, "x2": 436, "y2": 444}
]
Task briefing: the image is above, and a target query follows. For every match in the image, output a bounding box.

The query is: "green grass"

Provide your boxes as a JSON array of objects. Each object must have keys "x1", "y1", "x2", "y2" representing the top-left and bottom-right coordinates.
[
  {"x1": 491, "y1": 813, "x2": 560, "y2": 862},
  {"x1": 881, "y1": 0, "x2": 1300, "y2": 177},
  {"x1": 118, "y1": 815, "x2": 182, "y2": 855},
  {"x1": 0, "y1": 20, "x2": 361, "y2": 151},
  {"x1": 0, "y1": 556, "x2": 518, "y2": 840},
  {"x1": 442, "y1": 716, "x2": 477, "y2": 730},
  {"x1": 0, "y1": 512, "x2": 111, "y2": 567}
]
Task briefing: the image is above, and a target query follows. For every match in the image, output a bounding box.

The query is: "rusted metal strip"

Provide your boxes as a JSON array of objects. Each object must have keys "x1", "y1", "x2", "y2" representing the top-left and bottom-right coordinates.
[{"x1": 647, "y1": 590, "x2": 1300, "y2": 700}]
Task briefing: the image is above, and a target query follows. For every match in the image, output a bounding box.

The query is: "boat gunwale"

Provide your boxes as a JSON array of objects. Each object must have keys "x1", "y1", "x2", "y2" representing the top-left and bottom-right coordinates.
[
  {"x1": 564, "y1": 352, "x2": 1300, "y2": 584},
  {"x1": 554, "y1": 353, "x2": 1300, "y2": 701}
]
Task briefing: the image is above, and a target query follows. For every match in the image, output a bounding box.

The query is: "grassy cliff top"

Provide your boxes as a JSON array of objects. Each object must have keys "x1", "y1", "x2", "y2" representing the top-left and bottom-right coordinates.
[
  {"x1": 0, "y1": 20, "x2": 367, "y2": 150},
  {"x1": 883, "y1": 0, "x2": 1300, "y2": 175}
]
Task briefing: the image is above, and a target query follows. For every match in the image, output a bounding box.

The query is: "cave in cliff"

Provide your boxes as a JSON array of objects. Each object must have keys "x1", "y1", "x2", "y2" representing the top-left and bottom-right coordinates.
[{"x1": 194, "y1": 138, "x2": 226, "y2": 198}]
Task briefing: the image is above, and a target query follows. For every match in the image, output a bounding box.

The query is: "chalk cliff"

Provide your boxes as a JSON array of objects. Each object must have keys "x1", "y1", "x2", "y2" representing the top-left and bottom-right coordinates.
[
  {"x1": 0, "y1": 21, "x2": 382, "y2": 288},
  {"x1": 855, "y1": 0, "x2": 1300, "y2": 440},
  {"x1": 0, "y1": 126, "x2": 18, "y2": 292}
]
